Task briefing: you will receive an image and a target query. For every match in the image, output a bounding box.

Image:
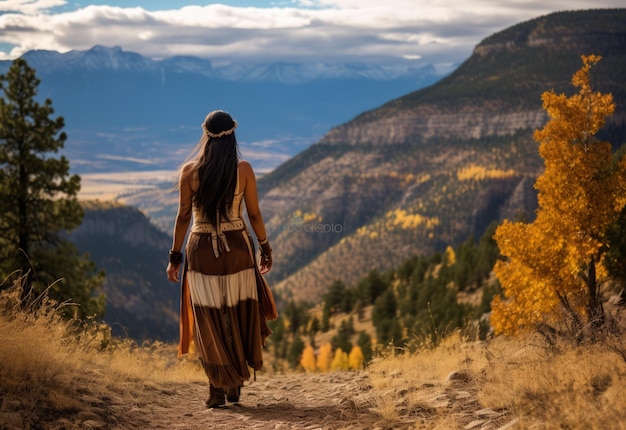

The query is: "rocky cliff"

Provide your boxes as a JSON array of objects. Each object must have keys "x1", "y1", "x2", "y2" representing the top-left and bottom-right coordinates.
[
  {"x1": 71, "y1": 201, "x2": 179, "y2": 342},
  {"x1": 258, "y1": 9, "x2": 626, "y2": 303}
]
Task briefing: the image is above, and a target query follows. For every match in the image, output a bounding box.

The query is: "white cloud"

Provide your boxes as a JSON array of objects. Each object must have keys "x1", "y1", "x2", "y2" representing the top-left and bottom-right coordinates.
[
  {"x1": 0, "y1": 1, "x2": 623, "y2": 66},
  {"x1": 0, "y1": 0, "x2": 66, "y2": 14}
]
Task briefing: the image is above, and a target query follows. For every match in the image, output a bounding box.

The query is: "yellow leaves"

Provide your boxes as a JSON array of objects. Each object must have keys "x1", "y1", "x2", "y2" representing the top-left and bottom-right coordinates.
[
  {"x1": 536, "y1": 55, "x2": 614, "y2": 149},
  {"x1": 300, "y1": 344, "x2": 317, "y2": 372},
  {"x1": 316, "y1": 342, "x2": 333, "y2": 372},
  {"x1": 348, "y1": 345, "x2": 365, "y2": 370},
  {"x1": 571, "y1": 54, "x2": 600, "y2": 91},
  {"x1": 302, "y1": 343, "x2": 365, "y2": 372},
  {"x1": 331, "y1": 348, "x2": 350, "y2": 370},
  {"x1": 386, "y1": 208, "x2": 440, "y2": 230},
  {"x1": 491, "y1": 55, "x2": 625, "y2": 336},
  {"x1": 456, "y1": 164, "x2": 515, "y2": 181},
  {"x1": 292, "y1": 209, "x2": 321, "y2": 224},
  {"x1": 443, "y1": 246, "x2": 456, "y2": 266},
  {"x1": 490, "y1": 56, "x2": 626, "y2": 334},
  {"x1": 405, "y1": 173, "x2": 431, "y2": 184}
]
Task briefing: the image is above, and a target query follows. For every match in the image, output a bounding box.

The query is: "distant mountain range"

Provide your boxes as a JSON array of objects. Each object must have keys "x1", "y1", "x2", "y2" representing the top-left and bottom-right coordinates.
[{"x1": 0, "y1": 45, "x2": 445, "y2": 176}]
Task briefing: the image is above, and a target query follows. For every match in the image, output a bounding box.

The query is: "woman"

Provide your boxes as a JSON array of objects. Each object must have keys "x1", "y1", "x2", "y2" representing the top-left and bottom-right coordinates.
[{"x1": 166, "y1": 110, "x2": 274, "y2": 408}]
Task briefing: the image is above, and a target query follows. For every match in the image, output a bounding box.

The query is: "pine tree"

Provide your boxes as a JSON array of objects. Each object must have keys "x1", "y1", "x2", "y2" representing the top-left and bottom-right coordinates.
[
  {"x1": 491, "y1": 55, "x2": 626, "y2": 338},
  {"x1": 0, "y1": 59, "x2": 105, "y2": 318}
]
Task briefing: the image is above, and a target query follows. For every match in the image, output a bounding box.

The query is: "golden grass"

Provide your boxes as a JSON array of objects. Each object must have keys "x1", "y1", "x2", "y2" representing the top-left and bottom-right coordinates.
[
  {"x1": 0, "y1": 279, "x2": 205, "y2": 427},
  {"x1": 366, "y1": 329, "x2": 626, "y2": 429},
  {"x1": 3, "y1": 275, "x2": 626, "y2": 429}
]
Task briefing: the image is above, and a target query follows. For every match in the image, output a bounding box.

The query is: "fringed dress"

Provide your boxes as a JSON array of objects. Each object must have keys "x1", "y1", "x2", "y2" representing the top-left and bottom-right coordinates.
[{"x1": 177, "y1": 166, "x2": 271, "y2": 389}]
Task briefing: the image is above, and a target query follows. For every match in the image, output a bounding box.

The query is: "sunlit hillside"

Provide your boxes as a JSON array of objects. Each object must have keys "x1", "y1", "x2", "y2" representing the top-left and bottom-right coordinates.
[{"x1": 257, "y1": 9, "x2": 626, "y2": 304}]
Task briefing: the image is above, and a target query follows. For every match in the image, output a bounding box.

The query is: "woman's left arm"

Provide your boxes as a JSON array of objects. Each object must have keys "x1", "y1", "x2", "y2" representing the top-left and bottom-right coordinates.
[{"x1": 166, "y1": 163, "x2": 194, "y2": 282}]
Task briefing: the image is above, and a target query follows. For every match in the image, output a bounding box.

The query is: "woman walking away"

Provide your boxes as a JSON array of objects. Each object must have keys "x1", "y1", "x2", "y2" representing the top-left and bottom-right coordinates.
[{"x1": 166, "y1": 110, "x2": 276, "y2": 408}]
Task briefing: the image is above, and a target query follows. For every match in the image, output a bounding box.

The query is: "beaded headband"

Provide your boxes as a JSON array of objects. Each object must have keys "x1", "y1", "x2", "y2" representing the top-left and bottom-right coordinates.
[{"x1": 202, "y1": 120, "x2": 238, "y2": 138}]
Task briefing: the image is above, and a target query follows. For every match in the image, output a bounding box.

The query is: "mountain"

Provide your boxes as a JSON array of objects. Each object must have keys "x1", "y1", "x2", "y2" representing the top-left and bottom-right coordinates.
[
  {"x1": 69, "y1": 201, "x2": 179, "y2": 342},
  {"x1": 257, "y1": 9, "x2": 626, "y2": 303},
  {"x1": 0, "y1": 46, "x2": 444, "y2": 176}
]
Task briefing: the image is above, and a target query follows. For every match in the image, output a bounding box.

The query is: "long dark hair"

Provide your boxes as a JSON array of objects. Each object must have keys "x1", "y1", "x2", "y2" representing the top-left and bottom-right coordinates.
[{"x1": 192, "y1": 110, "x2": 239, "y2": 227}]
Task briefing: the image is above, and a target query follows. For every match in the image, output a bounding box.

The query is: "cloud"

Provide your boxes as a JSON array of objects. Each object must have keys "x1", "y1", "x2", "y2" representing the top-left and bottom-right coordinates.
[
  {"x1": 0, "y1": 1, "x2": 623, "y2": 65},
  {"x1": 0, "y1": 0, "x2": 66, "y2": 14}
]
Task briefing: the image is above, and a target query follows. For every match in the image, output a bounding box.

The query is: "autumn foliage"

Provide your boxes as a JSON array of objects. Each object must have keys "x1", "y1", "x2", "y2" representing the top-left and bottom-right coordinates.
[
  {"x1": 491, "y1": 55, "x2": 626, "y2": 338},
  {"x1": 300, "y1": 342, "x2": 365, "y2": 372}
]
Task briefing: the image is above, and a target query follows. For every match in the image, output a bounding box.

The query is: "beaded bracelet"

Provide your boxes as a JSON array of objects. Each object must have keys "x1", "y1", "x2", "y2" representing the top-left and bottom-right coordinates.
[
  {"x1": 169, "y1": 250, "x2": 183, "y2": 264},
  {"x1": 258, "y1": 237, "x2": 269, "y2": 246}
]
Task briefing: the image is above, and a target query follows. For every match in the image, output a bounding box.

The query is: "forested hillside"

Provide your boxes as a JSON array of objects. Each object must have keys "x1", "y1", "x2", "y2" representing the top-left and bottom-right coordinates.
[
  {"x1": 70, "y1": 201, "x2": 179, "y2": 342},
  {"x1": 258, "y1": 9, "x2": 626, "y2": 303}
]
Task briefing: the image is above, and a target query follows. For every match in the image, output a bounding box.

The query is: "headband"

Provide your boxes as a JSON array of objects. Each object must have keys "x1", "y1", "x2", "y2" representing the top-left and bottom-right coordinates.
[{"x1": 202, "y1": 120, "x2": 238, "y2": 138}]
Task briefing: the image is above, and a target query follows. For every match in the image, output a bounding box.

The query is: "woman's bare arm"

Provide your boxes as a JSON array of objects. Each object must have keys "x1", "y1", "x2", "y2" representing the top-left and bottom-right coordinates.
[
  {"x1": 240, "y1": 160, "x2": 272, "y2": 273},
  {"x1": 166, "y1": 162, "x2": 195, "y2": 282}
]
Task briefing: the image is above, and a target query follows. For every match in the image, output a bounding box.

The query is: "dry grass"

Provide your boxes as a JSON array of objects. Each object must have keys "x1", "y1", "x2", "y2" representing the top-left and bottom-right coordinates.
[
  {"x1": 0, "y1": 278, "x2": 205, "y2": 428},
  {"x1": 367, "y1": 326, "x2": 626, "y2": 429},
  {"x1": 3, "y1": 275, "x2": 626, "y2": 429}
]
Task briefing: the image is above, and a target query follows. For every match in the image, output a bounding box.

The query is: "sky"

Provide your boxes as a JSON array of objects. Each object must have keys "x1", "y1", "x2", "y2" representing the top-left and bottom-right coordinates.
[{"x1": 0, "y1": 0, "x2": 623, "y2": 68}]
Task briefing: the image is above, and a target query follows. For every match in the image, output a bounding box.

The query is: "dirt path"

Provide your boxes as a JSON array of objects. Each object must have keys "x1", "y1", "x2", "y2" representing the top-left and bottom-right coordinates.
[
  {"x1": 9, "y1": 364, "x2": 519, "y2": 429},
  {"x1": 103, "y1": 371, "x2": 384, "y2": 430}
]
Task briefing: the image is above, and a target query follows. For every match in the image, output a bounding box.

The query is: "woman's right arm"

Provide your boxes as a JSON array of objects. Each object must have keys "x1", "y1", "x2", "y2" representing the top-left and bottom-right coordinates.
[{"x1": 166, "y1": 162, "x2": 194, "y2": 282}]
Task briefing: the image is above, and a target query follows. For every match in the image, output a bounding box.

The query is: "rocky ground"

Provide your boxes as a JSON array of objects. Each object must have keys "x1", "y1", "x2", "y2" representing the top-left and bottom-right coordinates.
[{"x1": 0, "y1": 368, "x2": 523, "y2": 430}]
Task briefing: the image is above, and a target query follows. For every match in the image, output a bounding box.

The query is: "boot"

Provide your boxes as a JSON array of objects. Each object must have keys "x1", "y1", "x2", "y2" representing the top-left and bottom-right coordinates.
[
  {"x1": 226, "y1": 385, "x2": 241, "y2": 403},
  {"x1": 205, "y1": 384, "x2": 226, "y2": 408}
]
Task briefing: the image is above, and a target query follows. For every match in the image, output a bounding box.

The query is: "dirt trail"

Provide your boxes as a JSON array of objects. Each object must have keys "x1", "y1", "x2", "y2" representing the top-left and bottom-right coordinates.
[
  {"x1": 9, "y1": 364, "x2": 518, "y2": 429},
  {"x1": 101, "y1": 371, "x2": 384, "y2": 430}
]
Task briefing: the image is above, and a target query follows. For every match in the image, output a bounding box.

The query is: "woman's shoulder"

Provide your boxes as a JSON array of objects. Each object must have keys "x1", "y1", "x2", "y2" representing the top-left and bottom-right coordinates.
[
  {"x1": 182, "y1": 161, "x2": 197, "y2": 173},
  {"x1": 179, "y1": 161, "x2": 197, "y2": 181},
  {"x1": 238, "y1": 160, "x2": 254, "y2": 175}
]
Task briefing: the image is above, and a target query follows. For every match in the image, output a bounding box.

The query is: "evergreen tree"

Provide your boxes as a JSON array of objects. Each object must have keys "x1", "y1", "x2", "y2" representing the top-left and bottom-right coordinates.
[
  {"x1": 0, "y1": 58, "x2": 105, "y2": 318},
  {"x1": 286, "y1": 336, "x2": 305, "y2": 369},
  {"x1": 323, "y1": 280, "x2": 354, "y2": 314},
  {"x1": 331, "y1": 319, "x2": 353, "y2": 354},
  {"x1": 356, "y1": 331, "x2": 373, "y2": 364},
  {"x1": 372, "y1": 288, "x2": 397, "y2": 326},
  {"x1": 356, "y1": 269, "x2": 388, "y2": 304}
]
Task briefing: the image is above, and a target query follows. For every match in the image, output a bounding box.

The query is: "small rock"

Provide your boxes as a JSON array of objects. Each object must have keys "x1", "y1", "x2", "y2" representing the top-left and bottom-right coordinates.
[
  {"x1": 447, "y1": 370, "x2": 472, "y2": 383},
  {"x1": 475, "y1": 407, "x2": 503, "y2": 418},
  {"x1": 608, "y1": 290, "x2": 625, "y2": 305},
  {"x1": 454, "y1": 391, "x2": 472, "y2": 399}
]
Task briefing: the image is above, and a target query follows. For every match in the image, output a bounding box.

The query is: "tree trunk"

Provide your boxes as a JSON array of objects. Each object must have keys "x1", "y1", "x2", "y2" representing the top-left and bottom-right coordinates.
[{"x1": 586, "y1": 259, "x2": 605, "y2": 330}]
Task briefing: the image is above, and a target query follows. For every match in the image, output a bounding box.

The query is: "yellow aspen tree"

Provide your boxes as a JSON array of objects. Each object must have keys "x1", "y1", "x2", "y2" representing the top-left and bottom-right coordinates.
[
  {"x1": 491, "y1": 55, "x2": 626, "y2": 338},
  {"x1": 348, "y1": 345, "x2": 365, "y2": 370},
  {"x1": 443, "y1": 245, "x2": 456, "y2": 266},
  {"x1": 300, "y1": 344, "x2": 317, "y2": 372},
  {"x1": 316, "y1": 342, "x2": 333, "y2": 372},
  {"x1": 331, "y1": 348, "x2": 350, "y2": 370}
]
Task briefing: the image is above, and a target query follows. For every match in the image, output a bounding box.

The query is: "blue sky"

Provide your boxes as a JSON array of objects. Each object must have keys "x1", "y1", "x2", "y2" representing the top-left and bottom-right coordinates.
[{"x1": 0, "y1": 1, "x2": 623, "y2": 67}]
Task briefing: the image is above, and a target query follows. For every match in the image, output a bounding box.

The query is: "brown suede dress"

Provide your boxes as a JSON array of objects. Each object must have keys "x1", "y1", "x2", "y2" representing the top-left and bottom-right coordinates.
[{"x1": 177, "y1": 167, "x2": 272, "y2": 389}]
